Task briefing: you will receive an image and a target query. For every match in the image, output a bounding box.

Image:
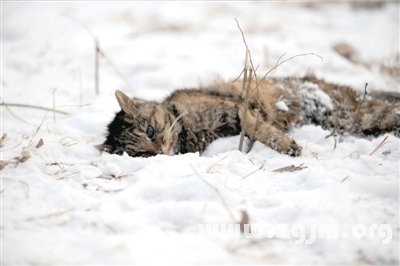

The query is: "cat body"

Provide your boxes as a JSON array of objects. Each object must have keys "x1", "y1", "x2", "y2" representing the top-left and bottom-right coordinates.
[{"x1": 102, "y1": 76, "x2": 400, "y2": 157}]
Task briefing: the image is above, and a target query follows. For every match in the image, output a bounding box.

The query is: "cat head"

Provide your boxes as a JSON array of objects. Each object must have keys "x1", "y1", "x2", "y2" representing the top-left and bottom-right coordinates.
[{"x1": 101, "y1": 90, "x2": 182, "y2": 157}]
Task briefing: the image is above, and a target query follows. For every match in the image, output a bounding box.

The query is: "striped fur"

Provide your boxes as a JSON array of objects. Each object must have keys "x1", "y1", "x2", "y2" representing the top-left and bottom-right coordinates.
[{"x1": 101, "y1": 77, "x2": 400, "y2": 157}]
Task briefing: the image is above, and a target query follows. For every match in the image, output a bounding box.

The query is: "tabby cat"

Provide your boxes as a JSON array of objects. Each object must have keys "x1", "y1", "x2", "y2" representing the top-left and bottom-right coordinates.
[{"x1": 100, "y1": 76, "x2": 400, "y2": 157}]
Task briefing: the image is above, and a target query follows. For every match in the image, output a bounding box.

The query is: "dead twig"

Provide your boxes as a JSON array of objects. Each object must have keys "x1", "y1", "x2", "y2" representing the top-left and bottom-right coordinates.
[
  {"x1": 235, "y1": 18, "x2": 261, "y2": 152},
  {"x1": 239, "y1": 210, "x2": 250, "y2": 234},
  {"x1": 207, "y1": 155, "x2": 228, "y2": 173},
  {"x1": 262, "y1": 52, "x2": 323, "y2": 80},
  {"x1": 238, "y1": 50, "x2": 252, "y2": 151},
  {"x1": 340, "y1": 175, "x2": 350, "y2": 183},
  {"x1": 25, "y1": 208, "x2": 73, "y2": 222},
  {"x1": 1, "y1": 148, "x2": 31, "y2": 171},
  {"x1": 95, "y1": 39, "x2": 100, "y2": 95},
  {"x1": 0, "y1": 103, "x2": 69, "y2": 115},
  {"x1": 36, "y1": 138, "x2": 44, "y2": 149},
  {"x1": 98, "y1": 47, "x2": 131, "y2": 89},
  {"x1": 0, "y1": 133, "x2": 7, "y2": 147},
  {"x1": 369, "y1": 135, "x2": 389, "y2": 156},
  {"x1": 355, "y1": 83, "x2": 368, "y2": 117},
  {"x1": 1, "y1": 100, "x2": 29, "y2": 124},
  {"x1": 272, "y1": 163, "x2": 307, "y2": 173},
  {"x1": 30, "y1": 112, "x2": 49, "y2": 144},
  {"x1": 241, "y1": 160, "x2": 266, "y2": 180},
  {"x1": 52, "y1": 88, "x2": 57, "y2": 123},
  {"x1": 190, "y1": 165, "x2": 237, "y2": 222},
  {"x1": 0, "y1": 138, "x2": 25, "y2": 152}
]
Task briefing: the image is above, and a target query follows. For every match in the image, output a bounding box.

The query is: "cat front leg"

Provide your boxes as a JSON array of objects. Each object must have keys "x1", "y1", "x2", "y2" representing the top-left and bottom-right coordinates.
[
  {"x1": 239, "y1": 107, "x2": 302, "y2": 156},
  {"x1": 252, "y1": 123, "x2": 302, "y2": 156}
]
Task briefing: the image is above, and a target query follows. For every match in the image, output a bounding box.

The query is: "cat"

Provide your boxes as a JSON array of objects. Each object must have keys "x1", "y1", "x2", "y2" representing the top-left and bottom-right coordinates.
[{"x1": 100, "y1": 76, "x2": 400, "y2": 157}]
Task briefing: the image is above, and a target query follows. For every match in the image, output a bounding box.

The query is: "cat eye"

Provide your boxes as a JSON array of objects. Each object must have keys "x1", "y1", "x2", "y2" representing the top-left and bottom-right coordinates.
[{"x1": 146, "y1": 125, "x2": 155, "y2": 139}]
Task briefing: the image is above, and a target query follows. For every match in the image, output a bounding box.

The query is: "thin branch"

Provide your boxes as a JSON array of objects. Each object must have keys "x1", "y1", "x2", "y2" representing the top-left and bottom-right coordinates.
[
  {"x1": 355, "y1": 82, "x2": 368, "y2": 115},
  {"x1": 0, "y1": 103, "x2": 69, "y2": 115},
  {"x1": 232, "y1": 68, "x2": 244, "y2": 82},
  {"x1": 361, "y1": 82, "x2": 368, "y2": 103},
  {"x1": 262, "y1": 52, "x2": 323, "y2": 80},
  {"x1": 235, "y1": 18, "x2": 258, "y2": 79},
  {"x1": 64, "y1": 15, "x2": 96, "y2": 39}
]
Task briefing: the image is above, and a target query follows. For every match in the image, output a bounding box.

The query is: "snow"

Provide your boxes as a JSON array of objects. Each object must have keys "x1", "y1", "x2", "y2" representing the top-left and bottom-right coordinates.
[
  {"x1": 299, "y1": 81, "x2": 334, "y2": 111},
  {"x1": 275, "y1": 100, "x2": 289, "y2": 112},
  {"x1": 1, "y1": 1, "x2": 399, "y2": 265}
]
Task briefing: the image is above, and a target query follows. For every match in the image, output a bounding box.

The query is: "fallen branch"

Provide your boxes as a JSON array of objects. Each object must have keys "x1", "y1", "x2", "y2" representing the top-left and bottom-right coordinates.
[
  {"x1": 272, "y1": 163, "x2": 307, "y2": 173},
  {"x1": 0, "y1": 102, "x2": 69, "y2": 115}
]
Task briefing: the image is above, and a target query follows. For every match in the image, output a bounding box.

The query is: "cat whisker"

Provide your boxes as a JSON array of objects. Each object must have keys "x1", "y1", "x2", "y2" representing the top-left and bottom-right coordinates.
[{"x1": 165, "y1": 110, "x2": 188, "y2": 141}]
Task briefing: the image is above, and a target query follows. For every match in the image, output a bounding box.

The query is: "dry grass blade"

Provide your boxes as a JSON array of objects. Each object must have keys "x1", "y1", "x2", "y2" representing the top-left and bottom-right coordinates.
[
  {"x1": 272, "y1": 163, "x2": 307, "y2": 173},
  {"x1": 0, "y1": 133, "x2": 7, "y2": 147},
  {"x1": 36, "y1": 138, "x2": 44, "y2": 149},
  {"x1": 0, "y1": 102, "x2": 69, "y2": 115},
  {"x1": 207, "y1": 155, "x2": 228, "y2": 173},
  {"x1": 1, "y1": 101, "x2": 29, "y2": 124},
  {"x1": 25, "y1": 208, "x2": 73, "y2": 222},
  {"x1": 340, "y1": 175, "x2": 350, "y2": 183},
  {"x1": 235, "y1": 18, "x2": 260, "y2": 152},
  {"x1": 0, "y1": 160, "x2": 11, "y2": 170},
  {"x1": 95, "y1": 38, "x2": 100, "y2": 95},
  {"x1": 52, "y1": 88, "x2": 57, "y2": 122},
  {"x1": 241, "y1": 160, "x2": 266, "y2": 180},
  {"x1": 1, "y1": 148, "x2": 32, "y2": 171},
  {"x1": 190, "y1": 165, "x2": 237, "y2": 222},
  {"x1": 262, "y1": 52, "x2": 323, "y2": 80},
  {"x1": 369, "y1": 135, "x2": 389, "y2": 156},
  {"x1": 239, "y1": 210, "x2": 250, "y2": 234}
]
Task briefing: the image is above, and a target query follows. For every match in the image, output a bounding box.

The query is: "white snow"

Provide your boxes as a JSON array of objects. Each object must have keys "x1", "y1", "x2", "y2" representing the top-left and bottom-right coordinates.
[
  {"x1": 1, "y1": 2, "x2": 399, "y2": 265},
  {"x1": 299, "y1": 81, "x2": 334, "y2": 111},
  {"x1": 275, "y1": 100, "x2": 289, "y2": 112}
]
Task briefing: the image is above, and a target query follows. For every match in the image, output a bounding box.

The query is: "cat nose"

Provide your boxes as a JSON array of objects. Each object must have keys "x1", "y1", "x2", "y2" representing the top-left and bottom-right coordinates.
[{"x1": 161, "y1": 143, "x2": 173, "y2": 155}]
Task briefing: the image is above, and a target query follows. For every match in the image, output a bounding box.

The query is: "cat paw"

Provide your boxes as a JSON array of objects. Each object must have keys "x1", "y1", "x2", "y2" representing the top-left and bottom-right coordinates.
[
  {"x1": 268, "y1": 137, "x2": 302, "y2": 156},
  {"x1": 283, "y1": 141, "x2": 302, "y2": 157}
]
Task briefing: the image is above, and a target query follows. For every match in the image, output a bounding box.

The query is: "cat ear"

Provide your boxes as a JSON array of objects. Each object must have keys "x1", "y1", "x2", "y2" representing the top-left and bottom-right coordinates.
[{"x1": 115, "y1": 90, "x2": 139, "y2": 114}]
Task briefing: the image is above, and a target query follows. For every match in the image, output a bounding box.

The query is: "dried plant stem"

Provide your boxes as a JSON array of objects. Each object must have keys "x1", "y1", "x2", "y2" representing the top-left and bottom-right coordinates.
[
  {"x1": 95, "y1": 39, "x2": 100, "y2": 95},
  {"x1": 99, "y1": 48, "x2": 131, "y2": 88},
  {"x1": 191, "y1": 165, "x2": 237, "y2": 222},
  {"x1": 355, "y1": 83, "x2": 368, "y2": 115},
  {"x1": 78, "y1": 67, "x2": 83, "y2": 109},
  {"x1": 241, "y1": 160, "x2": 266, "y2": 180},
  {"x1": 262, "y1": 52, "x2": 323, "y2": 80},
  {"x1": 2, "y1": 102, "x2": 29, "y2": 124},
  {"x1": 1, "y1": 103, "x2": 69, "y2": 115},
  {"x1": 238, "y1": 62, "x2": 249, "y2": 152},
  {"x1": 235, "y1": 18, "x2": 259, "y2": 152},
  {"x1": 52, "y1": 88, "x2": 57, "y2": 123},
  {"x1": 369, "y1": 135, "x2": 389, "y2": 156}
]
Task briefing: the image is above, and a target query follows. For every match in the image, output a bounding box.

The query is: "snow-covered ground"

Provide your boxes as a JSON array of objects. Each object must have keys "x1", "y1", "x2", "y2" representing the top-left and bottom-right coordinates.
[{"x1": 1, "y1": 2, "x2": 399, "y2": 264}]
